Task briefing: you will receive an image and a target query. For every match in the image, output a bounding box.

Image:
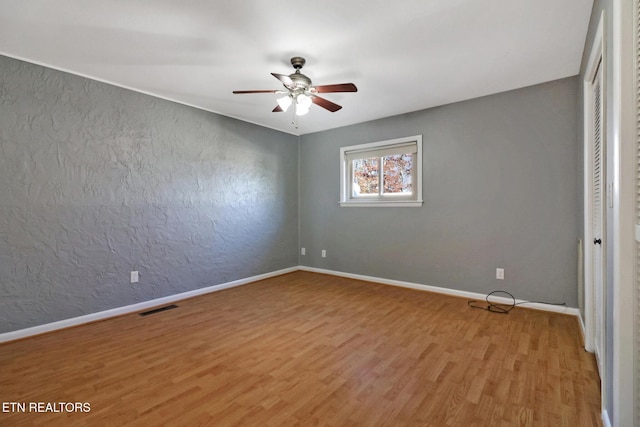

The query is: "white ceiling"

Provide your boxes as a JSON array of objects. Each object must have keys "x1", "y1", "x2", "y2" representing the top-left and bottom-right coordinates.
[{"x1": 0, "y1": 0, "x2": 593, "y2": 136}]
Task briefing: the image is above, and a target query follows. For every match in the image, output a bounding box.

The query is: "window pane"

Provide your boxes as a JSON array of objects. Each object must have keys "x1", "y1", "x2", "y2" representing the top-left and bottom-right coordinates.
[
  {"x1": 352, "y1": 158, "x2": 379, "y2": 196},
  {"x1": 340, "y1": 135, "x2": 422, "y2": 206},
  {"x1": 383, "y1": 153, "x2": 412, "y2": 194}
]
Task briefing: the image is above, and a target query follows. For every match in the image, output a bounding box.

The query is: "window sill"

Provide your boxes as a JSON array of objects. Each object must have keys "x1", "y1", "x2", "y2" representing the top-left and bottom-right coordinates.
[{"x1": 339, "y1": 200, "x2": 423, "y2": 208}]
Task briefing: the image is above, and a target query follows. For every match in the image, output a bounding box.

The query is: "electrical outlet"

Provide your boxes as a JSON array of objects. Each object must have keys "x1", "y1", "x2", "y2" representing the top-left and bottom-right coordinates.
[
  {"x1": 321, "y1": 250, "x2": 326, "y2": 258},
  {"x1": 496, "y1": 268, "x2": 504, "y2": 280},
  {"x1": 131, "y1": 271, "x2": 139, "y2": 283},
  {"x1": 301, "y1": 247, "x2": 306, "y2": 255}
]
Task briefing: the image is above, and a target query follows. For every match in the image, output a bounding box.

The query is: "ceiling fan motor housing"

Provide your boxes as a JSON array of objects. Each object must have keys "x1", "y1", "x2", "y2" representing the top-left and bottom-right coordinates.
[
  {"x1": 289, "y1": 73, "x2": 311, "y2": 90},
  {"x1": 288, "y1": 57, "x2": 311, "y2": 90}
]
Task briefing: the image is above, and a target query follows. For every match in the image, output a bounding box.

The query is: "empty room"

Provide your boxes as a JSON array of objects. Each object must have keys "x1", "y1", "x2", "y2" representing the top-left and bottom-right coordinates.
[{"x1": 1, "y1": 1, "x2": 638, "y2": 426}]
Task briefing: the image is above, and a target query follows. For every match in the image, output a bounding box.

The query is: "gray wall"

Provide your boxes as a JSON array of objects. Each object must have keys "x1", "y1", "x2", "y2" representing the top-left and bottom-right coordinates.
[
  {"x1": 0, "y1": 53, "x2": 583, "y2": 340},
  {"x1": 0, "y1": 55, "x2": 299, "y2": 333},
  {"x1": 300, "y1": 77, "x2": 582, "y2": 307}
]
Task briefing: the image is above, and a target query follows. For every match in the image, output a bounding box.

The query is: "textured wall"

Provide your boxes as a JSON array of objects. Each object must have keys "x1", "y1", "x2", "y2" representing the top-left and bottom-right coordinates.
[
  {"x1": 0, "y1": 55, "x2": 299, "y2": 333},
  {"x1": 300, "y1": 77, "x2": 581, "y2": 307}
]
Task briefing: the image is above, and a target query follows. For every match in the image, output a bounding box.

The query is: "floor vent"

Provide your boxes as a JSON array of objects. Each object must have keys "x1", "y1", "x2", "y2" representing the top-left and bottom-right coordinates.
[{"x1": 138, "y1": 304, "x2": 178, "y2": 316}]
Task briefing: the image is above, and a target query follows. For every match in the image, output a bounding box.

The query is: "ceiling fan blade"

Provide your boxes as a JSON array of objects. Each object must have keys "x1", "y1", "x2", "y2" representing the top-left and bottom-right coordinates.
[
  {"x1": 233, "y1": 90, "x2": 278, "y2": 94},
  {"x1": 271, "y1": 73, "x2": 294, "y2": 89},
  {"x1": 313, "y1": 83, "x2": 358, "y2": 93},
  {"x1": 312, "y1": 96, "x2": 342, "y2": 112},
  {"x1": 272, "y1": 105, "x2": 284, "y2": 112}
]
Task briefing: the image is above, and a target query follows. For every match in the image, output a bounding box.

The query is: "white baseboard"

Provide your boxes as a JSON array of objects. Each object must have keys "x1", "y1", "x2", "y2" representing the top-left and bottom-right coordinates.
[
  {"x1": 299, "y1": 266, "x2": 581, "y2": 316},
  {"x1": 0, "y1": 267, "x2": 298, "y2": 344},
  {"x1": 602, "y1": 409, "x2": 611, "y2": 427},
  {"x1": 1, "y1": 265, "x2": 581, "y2": 344},
  {"x1": 577, "y1": 312, "x2": 587, "y2": 347}
]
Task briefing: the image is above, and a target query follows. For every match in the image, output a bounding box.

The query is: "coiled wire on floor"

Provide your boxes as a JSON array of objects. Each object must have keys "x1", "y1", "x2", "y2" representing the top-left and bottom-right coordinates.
[{"x1": 467, "y1": 290, "x2": 566, "y2": 314}]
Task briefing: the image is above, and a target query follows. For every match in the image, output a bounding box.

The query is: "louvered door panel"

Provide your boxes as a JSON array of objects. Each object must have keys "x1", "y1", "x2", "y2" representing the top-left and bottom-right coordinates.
[
  {"x1": 594, "y1": 66, "x2": 602, "y2": 241},
  {"x1": 593, "y1": 60, "x2": 605, "y2": 369}
]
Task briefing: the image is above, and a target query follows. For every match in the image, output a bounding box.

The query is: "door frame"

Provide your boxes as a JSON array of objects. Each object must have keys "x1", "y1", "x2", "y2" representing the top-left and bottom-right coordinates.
[
  {"x1": 583, "y1": 8, "x2": 606, "y2": 405},
  {"x1": 611, "y1": 0, "x2": 635, "y2": 424}
]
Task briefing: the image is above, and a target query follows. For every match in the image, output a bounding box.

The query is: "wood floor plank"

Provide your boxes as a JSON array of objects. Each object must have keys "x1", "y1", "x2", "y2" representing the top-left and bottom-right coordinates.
[{"x1": 0, "y1": 271, "x2": 601, "y2": 426}]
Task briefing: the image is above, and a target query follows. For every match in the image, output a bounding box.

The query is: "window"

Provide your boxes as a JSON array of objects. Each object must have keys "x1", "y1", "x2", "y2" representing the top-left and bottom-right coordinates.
[{"x1": 340, "y1": 135, "x2": 423, "y2": 207}]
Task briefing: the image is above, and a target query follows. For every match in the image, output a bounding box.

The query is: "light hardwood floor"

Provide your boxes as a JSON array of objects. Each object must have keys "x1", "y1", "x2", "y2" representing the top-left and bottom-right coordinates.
[{"x1": 0, "y1": 271, "x2": 601, "y2": 426}]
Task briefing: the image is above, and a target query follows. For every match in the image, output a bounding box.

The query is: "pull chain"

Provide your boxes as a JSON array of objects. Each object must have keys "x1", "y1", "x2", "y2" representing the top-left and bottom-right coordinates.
[{"x1": 292, "y1": 103, "x2": 298, "y2": 128}]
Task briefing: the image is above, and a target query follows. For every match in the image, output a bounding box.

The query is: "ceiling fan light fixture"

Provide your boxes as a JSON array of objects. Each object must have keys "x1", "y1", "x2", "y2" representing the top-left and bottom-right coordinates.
[
  {"x1": 277, "y1": 95, "x2": 292, "y2": 112},
  {"x1": 296, "y1": 105, "x2": 310, "y2": 116},
  {"x1": 295, "y1": 93, "x2": 312, "y2": 116},
  {"x1": 297, "y1": 93, "x2": 311, "y2": 105}
]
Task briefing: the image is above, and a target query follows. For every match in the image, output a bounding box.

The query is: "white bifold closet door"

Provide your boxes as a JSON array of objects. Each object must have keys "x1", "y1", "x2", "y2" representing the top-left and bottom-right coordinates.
[{"x1": 592, "y1": 57, "x2": 605, "y2": 375}]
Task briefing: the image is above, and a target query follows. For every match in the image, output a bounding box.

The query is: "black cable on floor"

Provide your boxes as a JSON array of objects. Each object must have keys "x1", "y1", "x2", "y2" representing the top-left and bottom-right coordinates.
[{"x1": 467, "y1": 290, "x2": 566, "y2": 314}]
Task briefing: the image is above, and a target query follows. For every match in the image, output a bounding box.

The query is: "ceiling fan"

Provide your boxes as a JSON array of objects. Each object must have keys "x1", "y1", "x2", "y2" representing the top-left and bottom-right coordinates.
[{"x1": 233, "y1": 56, "x2": 357, "y2": 117}]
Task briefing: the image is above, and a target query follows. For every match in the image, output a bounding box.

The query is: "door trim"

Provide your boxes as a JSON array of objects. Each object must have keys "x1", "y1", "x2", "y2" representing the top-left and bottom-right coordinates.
[
  {"x1": 583, "y1": 8, "x2": 606, "y2": 406},
  {"x1": 611, "y1": 0, "x2": 635, "y2": 424}
]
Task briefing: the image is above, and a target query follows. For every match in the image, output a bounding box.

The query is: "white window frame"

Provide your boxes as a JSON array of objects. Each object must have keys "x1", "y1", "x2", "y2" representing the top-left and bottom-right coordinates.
[{"x1": 339, "y1": 135, "x2": 423, "y2": 207}]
